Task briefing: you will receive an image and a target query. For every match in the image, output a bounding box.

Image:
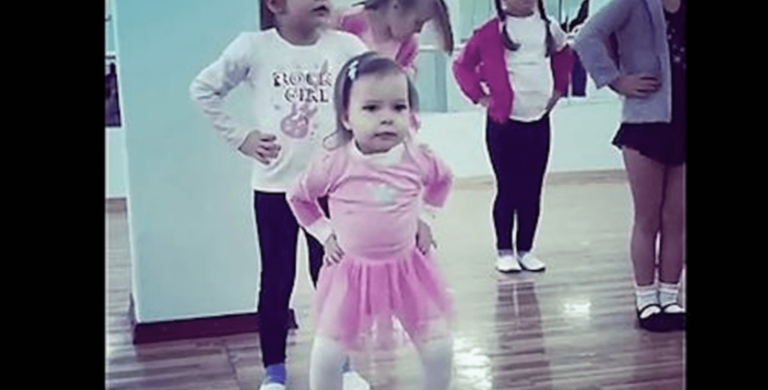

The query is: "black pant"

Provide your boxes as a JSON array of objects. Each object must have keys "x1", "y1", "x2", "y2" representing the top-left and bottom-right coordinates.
[
  {"x1": 571, "y1": 54, "x2": 588, "y2": 97},
  {"x1": 485, "y1": 115, "x2": 551, "y2": 253},
  {"x1": 254, "y1": 191, "x2": 328, "y2": 367}
]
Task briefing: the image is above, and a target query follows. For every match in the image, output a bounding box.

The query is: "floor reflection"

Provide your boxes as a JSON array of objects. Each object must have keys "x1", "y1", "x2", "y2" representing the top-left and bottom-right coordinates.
[
  {"x1": 452, "y1": 335, "x2": 492, "y2": 390},
  {"x1": 105, "y1": 178, "x2": 686, "y2": 389},
  {"x1": 626, "y1": 328, "x2": 686, "y2": 389},
  {"x1": 491, "y1": 276, "x2": 553, "y2": 390}
]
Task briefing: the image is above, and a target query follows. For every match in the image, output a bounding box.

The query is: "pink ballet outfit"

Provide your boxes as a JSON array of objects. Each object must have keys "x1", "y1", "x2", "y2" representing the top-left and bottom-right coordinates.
[{"x1": 286, "y1": 141, "x2": 454, "y2": 351}]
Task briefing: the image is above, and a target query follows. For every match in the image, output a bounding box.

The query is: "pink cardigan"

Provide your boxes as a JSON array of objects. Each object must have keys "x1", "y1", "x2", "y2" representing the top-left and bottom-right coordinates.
[
  {"x1": 337, "y1": 9, "x2": 419, "y2": 70},
  {"x1": 452, "y1": 17, "x2": 574, "y2": 123}
]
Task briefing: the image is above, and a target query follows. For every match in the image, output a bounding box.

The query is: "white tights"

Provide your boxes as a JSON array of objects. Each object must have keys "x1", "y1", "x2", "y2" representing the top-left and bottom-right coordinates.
[{"x1": 309, "y1": 335, "x2": 454, "y2": 390}]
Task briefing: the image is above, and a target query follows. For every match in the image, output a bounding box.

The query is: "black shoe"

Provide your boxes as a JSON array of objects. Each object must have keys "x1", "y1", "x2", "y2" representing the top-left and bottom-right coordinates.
[
  {"x1": 661, "y1": 303, "x2": 686, "y2": 331},
  {"x1": 637, "y1": 304, "x2": 669, "y2": 332}
]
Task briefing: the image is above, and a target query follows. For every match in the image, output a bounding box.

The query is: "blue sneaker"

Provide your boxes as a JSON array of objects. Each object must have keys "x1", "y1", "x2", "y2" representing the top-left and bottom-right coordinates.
[{"x1": 260, "y1": 364, "x2": 286, "y2": 390}]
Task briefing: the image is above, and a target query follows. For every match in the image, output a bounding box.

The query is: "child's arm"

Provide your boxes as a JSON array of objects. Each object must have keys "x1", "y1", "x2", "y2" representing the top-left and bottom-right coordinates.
[
  {"x1": 286, "y1": 153, "x2": 338, "y2": 244},
  {"x1": 548, "y1": 18, "x2": 575, "y2": 96},
  {"x1": 451, "y1": 30, "x2": 485, "y2": 104},
  {"x1": 189, "y1": 33, "x2": 253, "y2": 151},
  {"x1": 335, "y1": 11, "x2": 373, "y2": 59},
  {"x1": 572, "y1": 0, "x2": 635, "y2": 89},
  {"x1": 416, "y1": 144, "x2": 454, "y2": 228},
  {"x1": 398, "y1": 36, "x2": 419, "y2": 79},
  {"x1": 335, "y1": 6, "x2": 365, "y2": 35}
]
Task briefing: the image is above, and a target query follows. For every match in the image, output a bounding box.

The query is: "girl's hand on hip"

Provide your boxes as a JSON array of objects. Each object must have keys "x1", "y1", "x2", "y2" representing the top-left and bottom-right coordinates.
[
  {"x1": 478, "y1": 95, "x2": 493, "y2": 108},
  {"x1": 239, "y1": 130, "x2": 281, "y2": 164},
  {"x1": 610, "y1": 73, "x2": 661, "y2": 98},
  {"x1": 545, "y1": 90, "x2": 565, "y2": 113}
]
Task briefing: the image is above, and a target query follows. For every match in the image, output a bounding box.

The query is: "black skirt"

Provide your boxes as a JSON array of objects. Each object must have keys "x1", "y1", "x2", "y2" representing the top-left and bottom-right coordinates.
[
  {"x1": 612, "y1": 117, "x2": 685, "y2": 166},
  {"x1": 614, "y1": 1, "x2": 686, "y2": 167}
]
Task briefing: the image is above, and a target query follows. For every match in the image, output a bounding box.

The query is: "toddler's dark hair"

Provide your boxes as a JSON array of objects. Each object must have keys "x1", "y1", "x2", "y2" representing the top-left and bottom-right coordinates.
[
  {"x1": 494, "y1": 0, "x2": 556, "y2": 57},
  {"x1": 325, "y1": 51, "x2": 420, "y2": 150}
]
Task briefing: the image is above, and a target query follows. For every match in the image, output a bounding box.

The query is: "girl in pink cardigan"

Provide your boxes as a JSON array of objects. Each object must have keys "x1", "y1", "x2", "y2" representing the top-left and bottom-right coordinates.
[
  {"x1": 287, "y1": 52, "x2": 455, "y2": 390},
  {"x1": 452, "y1": 0, "x2": 574, "y2": 274},
  {"x1": 332, "y1": 0, "x2": 454, "y2": 78},
  {"x1": 333, "y1": 0, "x2": 455, "y2": 134}
]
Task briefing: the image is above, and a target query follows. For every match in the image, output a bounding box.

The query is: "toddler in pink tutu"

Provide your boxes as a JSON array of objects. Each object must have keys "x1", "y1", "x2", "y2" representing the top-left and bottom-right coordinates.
[{"x1": 286, "y1": 51, "x2": 455, "y2": 390}]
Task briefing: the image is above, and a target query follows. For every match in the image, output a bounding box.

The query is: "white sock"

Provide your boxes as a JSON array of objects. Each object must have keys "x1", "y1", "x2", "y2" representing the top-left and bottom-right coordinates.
[
  {"x1": 415, "y1": 337, "x2": 454, "y2": 390},
  {"x1": 659, "y1": 282, "x2": 685, "y2": 313},
  {"x1": 635, "y1": 283, "x2": 660, "y2": 319},
  {"x1": 309, "y1": 336, "x2": 346, "y2": 390}
]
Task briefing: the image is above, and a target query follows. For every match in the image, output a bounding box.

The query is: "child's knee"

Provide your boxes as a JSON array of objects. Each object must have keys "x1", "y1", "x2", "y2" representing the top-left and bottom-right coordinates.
[
  {"x1": 309, "y1": 337, "x2": 347, "y2": 390},
  {"x1": 417, "y1": 336, "x2": 454, "y2": 368},
  {"x1": 311, "y1": 336, "x2": 347, "y2": 366},
  {"x1": 661, "y1": 202, "x2": 684, "y2": 231},
  {"x1": 634, "y1": 211, "x2": 661, "y2": 234}
]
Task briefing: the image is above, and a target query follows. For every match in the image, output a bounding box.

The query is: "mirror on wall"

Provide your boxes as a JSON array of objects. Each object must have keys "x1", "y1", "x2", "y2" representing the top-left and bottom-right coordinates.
[
  {"x1": 554, "y1": 0, "x2": 591, "y2": 99},
  {"x1": 105, "y1": 54, "x2": 121, "y2": 128},
  {"x1": 105, "y1": 1, "x2": 122, "y2": 128}
]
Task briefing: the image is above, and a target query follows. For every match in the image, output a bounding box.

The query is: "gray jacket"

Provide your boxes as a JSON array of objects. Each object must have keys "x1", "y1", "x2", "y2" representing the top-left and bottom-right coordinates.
[{"x1": 573, "y1": 0, "x2": 672, "y2": 124}]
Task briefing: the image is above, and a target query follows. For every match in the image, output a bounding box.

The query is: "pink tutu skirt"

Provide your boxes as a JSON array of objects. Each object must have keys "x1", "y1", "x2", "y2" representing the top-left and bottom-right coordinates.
[{"x1": 312, "y1": 246, "x2": 454, "y2": 352}]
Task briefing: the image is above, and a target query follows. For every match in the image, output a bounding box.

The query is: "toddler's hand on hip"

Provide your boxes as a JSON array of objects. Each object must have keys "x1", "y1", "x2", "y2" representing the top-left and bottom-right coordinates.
[
  {"x1": 416, "y1": 219, "x2": 436, "y2": 254},
  {"x1": 323, "y1": 234, "x2": 345, "y2": 265}
]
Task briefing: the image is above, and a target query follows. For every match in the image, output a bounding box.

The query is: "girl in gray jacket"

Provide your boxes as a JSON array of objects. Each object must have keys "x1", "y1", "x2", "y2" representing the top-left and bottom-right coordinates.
[{"x1": 573, "y1": 0, "x2": 685, "y2": 332}]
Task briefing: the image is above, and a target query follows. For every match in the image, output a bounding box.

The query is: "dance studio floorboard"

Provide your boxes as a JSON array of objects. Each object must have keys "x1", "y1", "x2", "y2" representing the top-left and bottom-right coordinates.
[{"x1": 105, "y1": 174, "x2": 686, "y2": 390}]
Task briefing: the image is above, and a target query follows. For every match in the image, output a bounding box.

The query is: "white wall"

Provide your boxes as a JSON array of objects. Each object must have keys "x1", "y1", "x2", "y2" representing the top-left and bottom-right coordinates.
[
  {"x1": 107, "y1": 100, "x2": 624, "y2": 201},
  {"x1": 106, "y1": 128, "x2": 129, "y2": 198},
  {"x1": 106, "y1": 97, "x2": 625, "y2": 200},
  {"x1": 415, "y1": 96, "x2": 623, "y2": 179},
  {"x1": 107, "y1": 81, "x2": 624, "y2": 200},
  {"x1": 115, "y1": 0, "x2": 264, "y2": 323}
]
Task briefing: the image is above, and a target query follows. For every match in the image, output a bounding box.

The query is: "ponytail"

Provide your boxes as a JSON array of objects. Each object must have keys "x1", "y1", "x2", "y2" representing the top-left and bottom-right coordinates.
[
  {"x1": 432, "y1": 0, "x2": 455, "y2": 53},
  {"x1": 260, "y1": 0, "x2": 277, "y2": 30},
  {"x1": 537, "y1": 0, "x2": 555, "y2": 57},
  {"x1": 358, "y1": 0, "x2": 386, "y2": 9},
  {"x1": 494, "y1": 0, "x2": 519, "y2": 51}
]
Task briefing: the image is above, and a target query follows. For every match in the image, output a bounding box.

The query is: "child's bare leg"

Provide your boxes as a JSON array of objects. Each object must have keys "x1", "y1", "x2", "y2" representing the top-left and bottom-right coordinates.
[
  {"x1": 659, "y1": 164, "x2": 685, "y2": 287},
  {"x1": 622, "y1": 148, "x2": 665, "y2": 288}
]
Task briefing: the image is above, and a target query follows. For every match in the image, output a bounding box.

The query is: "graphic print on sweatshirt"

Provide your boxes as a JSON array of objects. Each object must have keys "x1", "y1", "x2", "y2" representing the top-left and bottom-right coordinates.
[
  {"x1": 369, "y1": 182, "x2": 399, "y2": 206},
  {"x1": 274, "y1": 60, "x2": 332, "y2": 139}
]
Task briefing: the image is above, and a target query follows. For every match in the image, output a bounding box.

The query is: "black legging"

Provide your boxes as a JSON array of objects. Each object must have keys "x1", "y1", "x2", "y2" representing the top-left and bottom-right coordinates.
[
  {"x1": 485, "y1": 114, "x2": 551, "y2": 253},
  {"x1": 253, "y1": 192, "x2": 328, "y2": 368}
]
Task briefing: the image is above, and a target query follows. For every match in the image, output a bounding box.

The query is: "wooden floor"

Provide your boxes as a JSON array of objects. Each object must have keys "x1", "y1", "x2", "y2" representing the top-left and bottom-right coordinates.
[{"x1": 105, "y1": 174, "x2": 686, "y2": 390}]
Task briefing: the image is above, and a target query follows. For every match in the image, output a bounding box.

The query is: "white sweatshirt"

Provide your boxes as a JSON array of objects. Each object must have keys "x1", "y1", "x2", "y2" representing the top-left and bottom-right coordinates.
[
  {"x1": 504, "y1": 12, "x2": 568, "y2": 122},
  {"x1": 190, "y1": 28, "x2": 369, "y2": 192}
]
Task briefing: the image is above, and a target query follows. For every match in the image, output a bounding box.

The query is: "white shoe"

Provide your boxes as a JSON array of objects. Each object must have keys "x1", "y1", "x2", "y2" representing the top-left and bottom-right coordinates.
[
  {"x1": 343, "y1": 371, "x2": 371, "y2": 390},
  {"x1": 259, "y1": 382, "x2": 286, "y2": 390},
  {"x1": 496, "y1": 254, "x2": 522, "y2": 273},
  {"x1": 518, "y1": 252, "x2": 546, "y2": 272}
]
